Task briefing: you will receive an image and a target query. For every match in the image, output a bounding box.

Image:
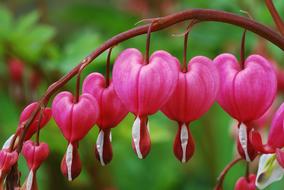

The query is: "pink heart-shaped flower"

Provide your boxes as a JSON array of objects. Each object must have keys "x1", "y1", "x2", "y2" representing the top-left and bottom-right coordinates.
[
  {"x1": 22, "y1": 140, "x2": 49, "y2": 170},
  {"x1": 82, "y1": 72, "x2": 128, "y2": 129},
  {"x1": 82, "y1": 72, "x2": 128, "y2": 165},
  {"x1": 0, "y1": 149, "x2": 18, "y2": 178},
  {"x1": 234, "y1": 175, "x2": 256, "y2": 190},
  {"x1": 18, "y1": 102, "x2": 52, "y2": 140},
  {"x1": 161, "y1": 56, "x2": 219, "y2": 163},
  {"x1": 113, "y1": 48, "x2": 179, "y2": 116},
  {"x1": 52, "y1": 91, "x2": 99, "y2": 143},
  {"x1": 214, "y1": 53, "x2": 277, "y2": 123},
  {"x1": 112, "y1": 48, "x2": 179, "y2": 159},
  {"x1": 162, "y1": 56, "x2": 219, "y2": 123}
]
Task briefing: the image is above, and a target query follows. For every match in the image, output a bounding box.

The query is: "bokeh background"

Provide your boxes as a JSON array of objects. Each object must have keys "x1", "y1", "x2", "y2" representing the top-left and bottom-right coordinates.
[{"x1": 0, "y1": 0, "x2": 283, "y2": 189}]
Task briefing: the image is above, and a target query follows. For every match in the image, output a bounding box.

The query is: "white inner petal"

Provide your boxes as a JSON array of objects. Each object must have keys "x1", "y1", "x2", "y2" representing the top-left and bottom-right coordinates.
[
  {"x1": 26, "y1": 170, "x2": 34, "y2": 190},
  {"x1": 96, "y1": 130, "x2": 105, "y2": 166},
  {"x1": 238, "y1": 123, "x2": 251, "y2": 162},
  {"x1": 109, "y1": 131, "x2": 112, "y2": 142},
  {"x1": 2, "y1": 134, "x2": 15, "y2": 149},
  {"x1": 256, "y1": 154, "x2": 284, "y2": 189},
  {"x1": 66, "y1": 143, "x2": 73, "y2": 181},
  {"x1": 132, "y1": 117, "x2": 143, "y2": 159},
  {"x1": 180, "y1": 124, "x2": 189, "y2": 163}
]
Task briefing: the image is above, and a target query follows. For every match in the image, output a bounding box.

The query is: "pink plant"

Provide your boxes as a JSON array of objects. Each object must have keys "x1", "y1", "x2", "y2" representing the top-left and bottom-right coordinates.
[
  {"x1": 112, "y1": 48, "x2": 179, "y2": 159},
  {"x1": 234, "y1": 174, "x2": 256, "y2": 190},
  {"x1": 21, "y1": 140, "x2": 49, "y2": 190},
  {"x1": 18, "y1": 102, "x2": 52, "y2": 140},
  {"x1": 52, "y1": 91, "x2": 99, "y2": 180},
  {"x1": 161, "y1": 56, "x2": 219, "y2": 163},
  {"x1": 82, "y1": 72, "x2": 128, "y2": 165},
  {"x1": 0, "y1": 149, "x2": 18, "y2": 184},
  {"x1": 214, "y1": 53, "x2": 277, "y2": 161}
]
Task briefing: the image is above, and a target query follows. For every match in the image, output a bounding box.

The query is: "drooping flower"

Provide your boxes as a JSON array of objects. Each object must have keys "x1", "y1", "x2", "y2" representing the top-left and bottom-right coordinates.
[
  {"x1": 214, "y1": 53, "x2": 277, "y2": 161},
  {"x1": 52, "y1": 91, "x2": 99, "y2": 180},
  {"x1": 82, "y1": 72, "x2": 128, "y2": 165},
  {"x1": 161, "y1": 56, "x2": 219, "y2": 163},
  {"x1": 112, "y1": 48, "x2": 179, "y2": 159},
  {"x1": 0, "y1": 149, "x2": 18, "y2": 186},
  {"x1": 18, "y1": 102, "x2": 52, "y2": 141},
  {"x1": 234, "y1": 174, "x2": 256, "y2": 190},
  {"x1": 21, "y1": 140, "x2": 49, "y2": 190},
  {"x1": 250, "y1": 103, "x2": 284, "y2": 189}
]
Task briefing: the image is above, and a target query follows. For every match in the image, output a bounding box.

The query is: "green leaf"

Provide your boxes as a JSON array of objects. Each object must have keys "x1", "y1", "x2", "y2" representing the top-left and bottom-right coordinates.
[{"x1": 0, "y1": 5, "x2": 12, "y2": 40}]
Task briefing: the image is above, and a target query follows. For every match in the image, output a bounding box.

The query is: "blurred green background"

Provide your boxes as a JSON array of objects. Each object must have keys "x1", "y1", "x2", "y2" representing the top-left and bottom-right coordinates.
[{"x1": 0, "y1": 0, "x2": 283, "y2": 189}]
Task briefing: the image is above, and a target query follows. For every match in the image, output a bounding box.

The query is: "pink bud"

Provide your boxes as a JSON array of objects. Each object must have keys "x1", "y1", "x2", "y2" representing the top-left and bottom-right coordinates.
[
  {"x1": 21, "y1": 140, "x2": 49, "y2": 190},
  {"x1": 22, "y1": 140, "x2": 49, "y2": 171},
  {"x1": 161, "y1": 56, "x2": 219, "y2": 163},
  {"x1": 61, "y1": 143, "x2": 81, "y2": 181},
  {"x1": 0, "y1": 149, "x2": 18, "y2": 179},
  {"x1": 18, "y1": 102, "x2": 52, "y2": 140},
  {"x1": 113, "y1": 48, "x2": 179, "y2": 158},
  {"x1": 214, "y1": 53, "x2": 277, "y2": 123},
  {"x1": 52, "y1": 91, "x2": 99, "y2": 143},
  {"x1": 7, "y1": 57, "x2": 24, "y2": 83},
  {"x1": 234, "y1": 175, "x2": 256, "y2": 190}
]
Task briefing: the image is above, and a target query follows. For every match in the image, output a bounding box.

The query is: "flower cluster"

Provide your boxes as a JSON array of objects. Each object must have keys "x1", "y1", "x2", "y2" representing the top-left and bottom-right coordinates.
[{"x1": 0, "y1": 42, "x2": 282, "y2": 189}]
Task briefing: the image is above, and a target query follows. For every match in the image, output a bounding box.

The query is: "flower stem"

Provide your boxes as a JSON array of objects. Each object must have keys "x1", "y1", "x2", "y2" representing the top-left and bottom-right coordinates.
[
  {"x1": 265, "y1": 0, "x2": 284, "y2": 35},
  {"x1": 182, "y1": 20, "x2": 198, "y2": 72},
  {"x1": 240, "y1": 29, "x2": 247, "y2": 69},
  {"x1": 106, "y1": 47, "x2": 113, "y2": 87},
  {"x1": 145, "y1": 22, "x2": 154, "y2": 64},
  {"x1": 215, "y1": 157, "x2": 242, "y2": 189}
]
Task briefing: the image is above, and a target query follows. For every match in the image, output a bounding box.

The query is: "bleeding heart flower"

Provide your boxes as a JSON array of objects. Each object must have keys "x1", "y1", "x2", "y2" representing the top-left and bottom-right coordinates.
[
  {"x1": 214, "y1": 53, "x2": 277, "y2": 123},
  {"x1": 18, "y1": 102, "x2": 52, "y2": 141},
  {"x1": 214, "y1": 53, "x2": 277, "y2": 161},
  {"x1": 112, "y1": 48, "x2": 179, "y2": 159},
  {"x1": 234, "y1": 174, "x2": 256, "y2": 190},
  {"x1": 82, "y1": 72, "x2": 128, "y2": 165},
  {"x1": 0, "y1": 149, "x2": 18, "y2": 184},
  {"x1": 161, "y1": 56, "x2": 219, "y2": 163},
  {"x1": 21, "y1": 140, "x2": 49, "y2": 190},
  {"x1": 52, "y1": 91, "x2": 99, "y2": 180},
  {"x1": 250, "y1": 102, "x2": 284, "y2": 154}
]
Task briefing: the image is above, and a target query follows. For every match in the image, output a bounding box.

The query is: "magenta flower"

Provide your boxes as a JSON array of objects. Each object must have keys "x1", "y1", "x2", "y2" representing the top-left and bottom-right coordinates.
[
  {"x1": 18, "y1": 102, "x2": 52, "y2": 140},
  {"x1": 214, "y1": 53, "x2": 277, "y2": 161},
  {"x1": 52, "y1": 91, "x2": 99, "y2": 180},
  {"x1": 112, "y1": 48, "x2": 179, "y2": 159},
  {"x1": 0, "y1": 149, "x2": 18, "y2": 184},
  {"x1": 22, "y1": 140, "x2": 49, "y2": 190},
  {"x1": 251, "y1": 102, "x2": 284, "y2": 154},
  {"x1": 82, "y1": 72, "x2": 128, "y2": 165},
  {"x1": 234, "y1": 174, "x2": 256, "y2": 190},
  {"x1": 161, "y1": 56, "x2": 219, "y2": 163}
]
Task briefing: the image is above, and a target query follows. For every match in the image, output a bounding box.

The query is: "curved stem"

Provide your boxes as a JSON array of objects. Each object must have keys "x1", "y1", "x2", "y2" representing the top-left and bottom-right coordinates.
[
  {"x1": 215, "y1": 157, "x2": 242, "y2": 189},
  {"x1": 75, "y1": 64, "x2": 86, "y2": 103},
  {"x1": 183, "y1": 20, "x2": 198, "y2": 72},
  {"x1": 240, "y1": 29, "x2": 247, "y2": 69},
  {"x1": 145, "y1": 22, "x2": 154, "y2": 64},
  {"x1": 106, "y1": 47, "x2": 113, "y2": 87},
  {"x1": 265, "y1": 0, "x2": 284, "y2": 35},
  {"x1": 14, "y1": 8, "x2": 284, "y2": 156}
]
